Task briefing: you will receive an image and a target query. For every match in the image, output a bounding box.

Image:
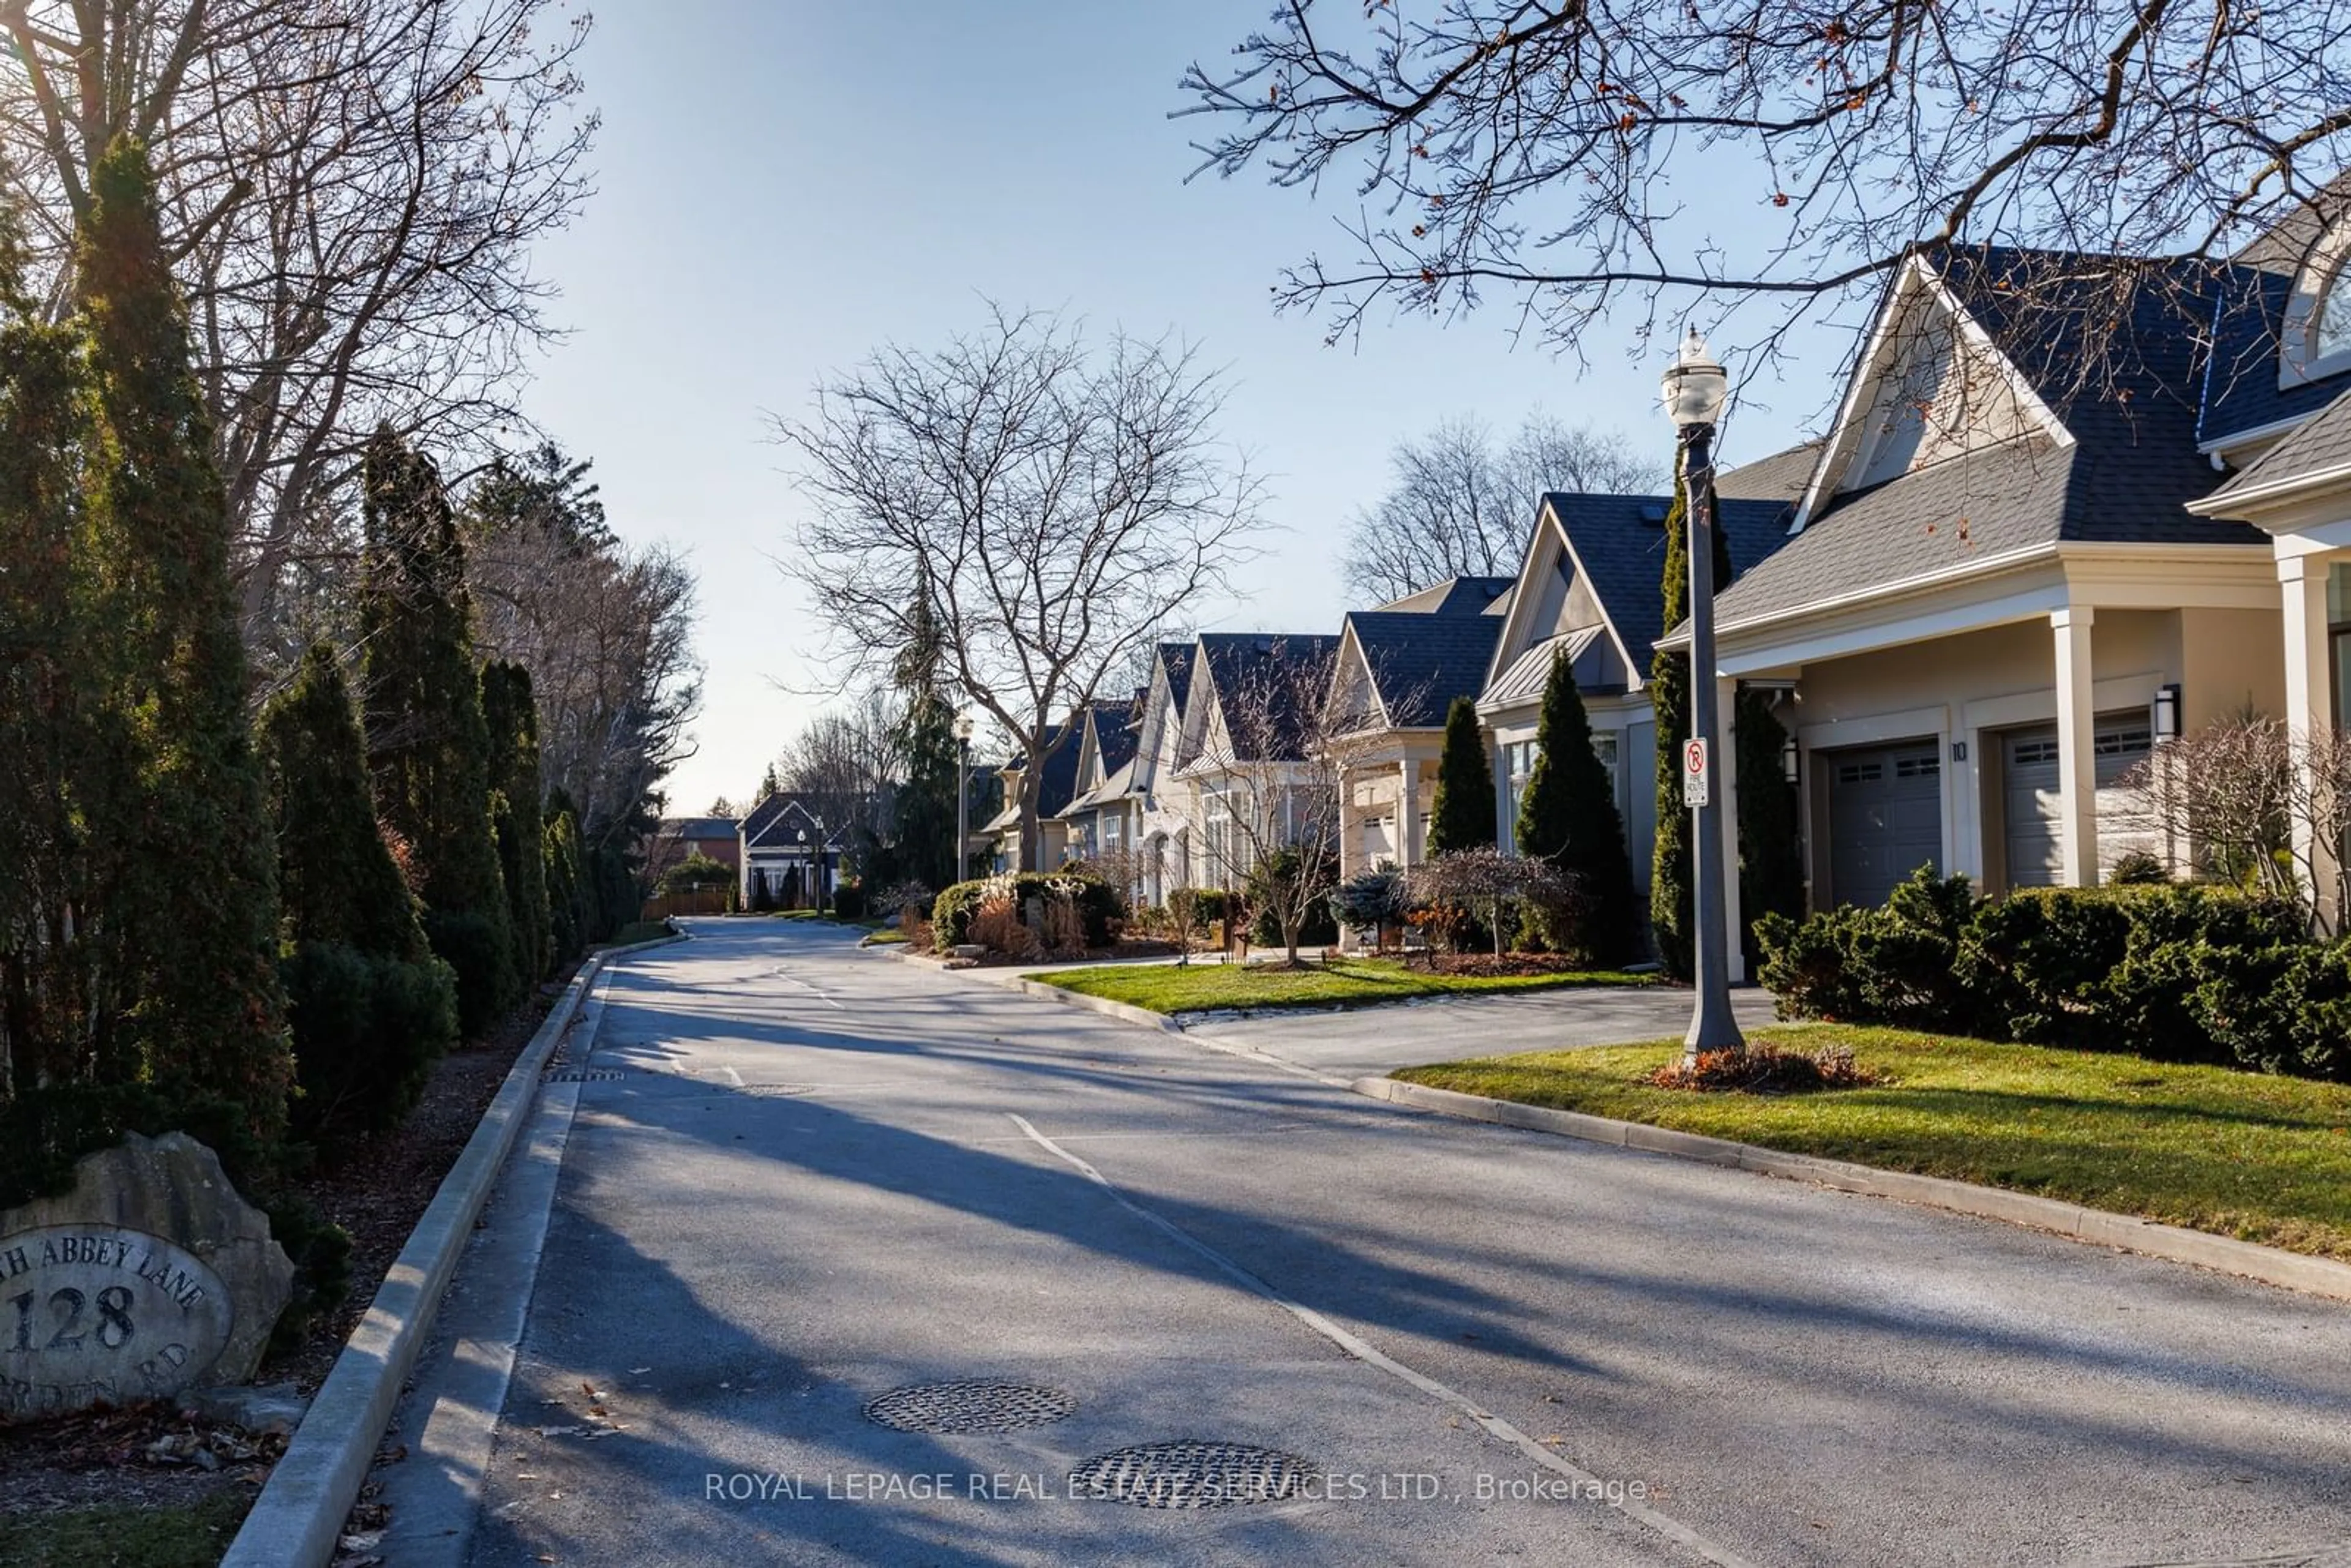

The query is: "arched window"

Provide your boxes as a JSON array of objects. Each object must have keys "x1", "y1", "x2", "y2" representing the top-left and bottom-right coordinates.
[{"x1": 2315, "y1": 264, "x2": 2351, "y2": 364}]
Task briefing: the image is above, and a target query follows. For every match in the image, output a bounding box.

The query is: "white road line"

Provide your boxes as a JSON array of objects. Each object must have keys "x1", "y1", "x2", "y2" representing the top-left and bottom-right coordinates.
[
  {"x1": 1008, "y1": 1112, "x2": 1760, "y2": 1568},
  {"x1": 721, "y1": 1065, "x2": 744, "y2": 1087},
  {"x1": 775, "y1": 971, "x2": 846, "y2": 1010}
]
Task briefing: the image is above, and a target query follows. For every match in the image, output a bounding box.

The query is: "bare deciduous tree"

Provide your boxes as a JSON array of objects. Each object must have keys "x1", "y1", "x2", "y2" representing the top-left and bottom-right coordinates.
[
  {"x1": 1345, "y1": 412, "x2": 1659, "y2": 603},
  {"x1": 779, "y1": 305, "x2": 1267, "y2": 871},
  {"x1": 464, "y1": 448, "x2": 700, "y2": 851},
  {"x1": 1183, "y1": 640, "x2": 1367, "y2": 965},
  {"x1": 0, "y1": 0, "x2": 596, "y2": 640},
  {"x1": 1401, "y1": 848, "x2": 1578, "y2": 959},
  {"x1": 2125, "y1": 715, "x2": 2351, "y2": 932},
  {"x1": 771, "y1": 693, "x2": 901, "y2": 869},
  {"x1": 1180, "y1": 2, "x2": 2351, "y2": 379}
]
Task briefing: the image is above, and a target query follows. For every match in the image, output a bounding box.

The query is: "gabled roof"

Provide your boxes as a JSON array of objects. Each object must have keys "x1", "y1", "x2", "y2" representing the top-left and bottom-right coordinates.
[
  {"x1": 1341, "y1": 610, "x2": 1507, "y2": 729},
  {"x1": 1061, "y1": 757, "x2": 1137, "y2": 817},
  {"x1": 2202, "y1": 176, "x2": 2351, "y2": 447},
  {"x1": 1714, "y1": 438, "x2": 1825, "y2": 503},
  {"x1": 1091, "y1": 698, "x2": 1139, "y2": 778},
  {"x1": 1373, "y1": 575, "x2": 1516, "y2": 615},
  {"x1": 1543, "y1": 490, "x2": 1795, "y2": 670},
  {"x1": 1157, "y1": 642, "x2": 1196, "y2": 713},
  {"x1": 1193, "y1": 632, "x2": 1341, "y2": 762},
  {"x1": 2194, "y1": 384, "x2": 2351, "y2": 515},
  {"x1": 740, "y1": 793, "x2": 841, "y2": 852},
  {"x1": 1712, "y1": 248, "x2": 2260, "y2": 632},
  {"x1": 1003, "y1": 715, "x2": 1086, "y2": 820}
]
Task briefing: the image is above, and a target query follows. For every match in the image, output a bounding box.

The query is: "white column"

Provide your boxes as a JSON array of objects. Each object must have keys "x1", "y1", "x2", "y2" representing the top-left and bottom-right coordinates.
[
  {"x1": 1399, "y1": 758, "x2": 1422, "y2": 865},
  {"x1": 2052, "y1": 606, "x2": 2099, "y2": 887},
  {"x1": 1493, "y1": 737, "x2": 1515, "y2": 854},
  {"x1": 2281, "y1": 550, "x2": 2338, "y2": 928},
  {"x1": 1715, "y1": 676, "x2": 1745, "y2": 984}
]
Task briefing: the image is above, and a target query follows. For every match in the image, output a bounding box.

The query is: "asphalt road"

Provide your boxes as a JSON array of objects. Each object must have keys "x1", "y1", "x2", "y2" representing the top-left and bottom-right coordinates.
[{"x1": 443, "y1": 920, "x2": 2351, "y2": 1567}]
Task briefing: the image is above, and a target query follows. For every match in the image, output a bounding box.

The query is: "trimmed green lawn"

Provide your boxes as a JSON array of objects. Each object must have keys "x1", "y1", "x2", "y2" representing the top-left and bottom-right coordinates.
[
  {"x1": 1395, "y1": 1024, "x2": 2351, "y2": 1260},
  {"x1": 1033, "y1": 958, "x2": 1649, "y2": 1015},
  {"x1": 0, "y1": 1489, "x2": 252, "y2": 1567}
]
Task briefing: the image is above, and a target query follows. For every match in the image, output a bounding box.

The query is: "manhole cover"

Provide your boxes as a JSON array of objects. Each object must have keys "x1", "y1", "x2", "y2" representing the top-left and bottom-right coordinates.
[
  {"x1": 863, "y1": 1380, "x2": 1076, "y2": 1433},
  {"x1": 1067, "y1": 1441, "x2": 1316, "y2": 1509},
  {"x1": 543, "y1": 1068, "x2": 626, "y2": 1082}
]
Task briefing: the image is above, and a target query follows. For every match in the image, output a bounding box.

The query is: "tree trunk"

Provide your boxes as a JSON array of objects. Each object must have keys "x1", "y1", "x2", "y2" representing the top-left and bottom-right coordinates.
[{"x1": 1018, "y1": 747, "x2": 1045, "y2": 872}]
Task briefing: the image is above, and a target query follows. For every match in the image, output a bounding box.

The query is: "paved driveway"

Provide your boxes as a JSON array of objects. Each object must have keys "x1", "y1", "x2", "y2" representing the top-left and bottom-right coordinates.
[
  {"x1": 419, "y1": 920, "x2": 2351, "y2": 1567},
  {"x1": 1178, "y1": 980, "x2": 1782, "y2": 1078}
]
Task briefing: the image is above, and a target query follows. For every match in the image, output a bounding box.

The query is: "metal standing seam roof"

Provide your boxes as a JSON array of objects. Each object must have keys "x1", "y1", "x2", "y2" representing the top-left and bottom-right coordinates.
[{"x1": 1481, "y1": 626, "x2": 1606, "y2": 710}]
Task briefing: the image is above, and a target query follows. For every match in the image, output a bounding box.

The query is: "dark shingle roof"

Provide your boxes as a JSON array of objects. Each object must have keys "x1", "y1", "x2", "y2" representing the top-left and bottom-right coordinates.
[
  {"x1": 740, "y1": 793, "x2": 841, "y2": 850},
  {"x1": 660, "y1": 816, "x2": 738, "y2": 838},
  {"x1": 1542, "y1": 490, "x2": 1795, "y2": 669},
  {"x1": 1195, "y1": 633, "x2": 1341, "y2": 760},
  {"x1": 2200, "y1": 384, "x2": 2351, "y2": 508},
  {"x1": 1158, "y1": 642, "x2": 1195, "y2": 713},
  {"x1": 1711, "y1": 247, "x2": 2262, "y2": 630},
  {"x1": 1344, "y1": 611, "x2": 1506, "y2": 728},
  {"x1": 2203, "y1": 176, "x2": 2351, "y2": 445},
  {"x1": 1374, "y1": 575, "x2": 1517, "y2": 615},
  {"x1": 1715, "y1": 438, "x2": 1826, "y2": 503},
  {"x1": 1090, "y1": 697, "x2": 1139, "y2": 777},
  {"x1": 1016, "y1": 718, "x2": 1086, "y2": 818}
]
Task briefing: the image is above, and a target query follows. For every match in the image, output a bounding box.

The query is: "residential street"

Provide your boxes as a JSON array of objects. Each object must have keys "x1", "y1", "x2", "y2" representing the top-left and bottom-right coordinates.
[{"x1": 430, "y1": 922, "x2": 2351, "y2": 1566}]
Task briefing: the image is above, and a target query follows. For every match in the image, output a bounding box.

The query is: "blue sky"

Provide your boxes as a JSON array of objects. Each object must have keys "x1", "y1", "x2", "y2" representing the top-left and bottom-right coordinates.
[{"x1": 520, "y1": 1, "x2": 1842, "y2": 814}]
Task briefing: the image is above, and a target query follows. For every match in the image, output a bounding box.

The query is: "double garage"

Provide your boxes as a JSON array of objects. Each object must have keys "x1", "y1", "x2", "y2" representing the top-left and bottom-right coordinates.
[{"x1": 1818, "y1": 714, "x2": 2156, "y2": 909}]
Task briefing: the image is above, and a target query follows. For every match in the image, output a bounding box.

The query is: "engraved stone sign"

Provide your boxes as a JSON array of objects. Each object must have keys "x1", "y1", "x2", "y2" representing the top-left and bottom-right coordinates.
[{"x1": 0, "y1": 1133, "x2": 294, "y2": 1420}]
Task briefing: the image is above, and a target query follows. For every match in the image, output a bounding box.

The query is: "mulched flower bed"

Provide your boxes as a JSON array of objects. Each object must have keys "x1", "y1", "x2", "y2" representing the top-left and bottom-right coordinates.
[{"x1": 1408, "y1": 952, "x2": 1642, "y2": 980}]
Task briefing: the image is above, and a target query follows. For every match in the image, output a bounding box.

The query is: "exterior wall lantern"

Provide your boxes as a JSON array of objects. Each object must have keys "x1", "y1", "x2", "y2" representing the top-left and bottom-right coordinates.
[{"x1": 2153, "y1": 683, "x2": 2183, "y2": 741}]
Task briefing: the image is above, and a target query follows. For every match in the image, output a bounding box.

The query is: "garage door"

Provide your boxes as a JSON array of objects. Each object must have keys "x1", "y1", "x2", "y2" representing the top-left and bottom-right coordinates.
[
  {"x1": 2003, "y1": 714, "x2": 2157, "y2": 888},
  {"x1": 1826, "y1": 742, "x2": 1943, "y2": 909}
]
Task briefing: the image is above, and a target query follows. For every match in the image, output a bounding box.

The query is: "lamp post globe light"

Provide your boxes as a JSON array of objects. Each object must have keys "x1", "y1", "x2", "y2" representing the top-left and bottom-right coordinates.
[
  {"x1": 1662, "y1": 328, "x2": 1747, "y2": 1062},
  {"x1": 954, "y1": 712, "x2": 976, "y2": 883}
]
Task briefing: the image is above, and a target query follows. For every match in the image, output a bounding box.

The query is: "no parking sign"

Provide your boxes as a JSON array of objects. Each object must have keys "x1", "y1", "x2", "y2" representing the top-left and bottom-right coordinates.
[{"x1": 1682, "y1": 738, "x2": 1710, "y2": 807}]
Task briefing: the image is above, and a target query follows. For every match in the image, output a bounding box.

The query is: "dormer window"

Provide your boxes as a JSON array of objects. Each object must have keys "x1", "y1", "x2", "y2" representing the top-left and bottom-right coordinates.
[{"x1": 2316, "y1": 268, "x2": 2351, "y2": 364}]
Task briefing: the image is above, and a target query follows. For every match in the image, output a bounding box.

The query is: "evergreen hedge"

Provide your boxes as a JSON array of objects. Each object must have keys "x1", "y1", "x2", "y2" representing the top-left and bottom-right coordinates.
[
  {"x1": 931, "y1": 873, "x2": 1123, "y2": 947},
  {"x1": 482, "y1": 659, "x2": 552, "y2": 983},
  {"x1": 1753, "y1": 869, "x2": 2345, "y2": 1079}
]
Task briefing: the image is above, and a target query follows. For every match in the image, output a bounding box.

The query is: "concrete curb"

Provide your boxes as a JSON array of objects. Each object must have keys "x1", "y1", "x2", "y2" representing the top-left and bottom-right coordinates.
[
  {"x1": 222, "y1": 932, "x2": 686, "y2": 1568},
  {"x1": 1352, "y1": 1076, "x2": 2351, "y2": 1304},
  {"x1": 1007, "y1": 976, "x2": 1187, "y2": 1035}
]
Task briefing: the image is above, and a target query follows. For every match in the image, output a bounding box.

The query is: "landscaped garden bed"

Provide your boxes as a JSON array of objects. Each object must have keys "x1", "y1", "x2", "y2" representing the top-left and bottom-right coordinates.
[
  {"x1": 1395, "y1": 1023, "x2": 2351, "y2": 1259},
  {"x1": 1033, "y1": 955, "x2": 1651, "y2": 1015}
]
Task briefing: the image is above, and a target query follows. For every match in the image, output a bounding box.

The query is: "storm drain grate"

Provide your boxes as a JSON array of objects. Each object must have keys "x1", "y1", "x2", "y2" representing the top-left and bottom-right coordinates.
[
  {"x1": 863, "y1": 1380, "x2": 1076, "y2": 1433},
  {"x1": 543, "y1": 1068, "x2": 626, "y2": 1082},
  {"x1": 1067, "y1": 1441, "x2": 1316, "y2": 1509}
]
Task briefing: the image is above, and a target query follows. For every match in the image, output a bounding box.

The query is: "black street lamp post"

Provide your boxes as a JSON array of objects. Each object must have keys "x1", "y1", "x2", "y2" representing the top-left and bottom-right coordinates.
[
  {"x1": 1662, "y1": 329, "x2": 1749, "y2": 1062},
  {"x1": 955, "y1": 713, "x2": 975, "y2": 883}
]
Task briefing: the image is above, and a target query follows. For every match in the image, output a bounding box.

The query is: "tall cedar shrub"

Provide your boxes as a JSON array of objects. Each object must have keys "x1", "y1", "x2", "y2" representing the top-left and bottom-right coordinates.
[
  {"x1": 80, "y1": 138, "x2": 292, "y2": 1142},
  {"x1": 542, "y1": 787, "x2": 588, "y2": 963},
  {"x1": 260, "y1": 643, "x2": 457, "y2": 1144},
  {"x1": 890, "y1": 598, "x2": 962, "y2": 891},
  {"x1": 261, "y1": 645, "x2": 430, "y2": 962},
  {"x1": 481, "y1": 660, "x2": 552, "y2": 983},
  {"x1": 0, "y1": 200, "x2": 139, "y2": 1204},
  {"x1": 1649, "y1": 458, "x2": 1734, "y2": 978},
  {"x1": 1735, "y1": 688, "x2": 1805, "y2": 969},
  {"x1": 1515, "y1": 648, "x2": 1639, "y2": 962},
  {"x1": 358, "y1": 426, "x2": 517, "y2": 1025},
  {"x1": 1426, "y1": 697, "x2": 1498, "y2": 855}
]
